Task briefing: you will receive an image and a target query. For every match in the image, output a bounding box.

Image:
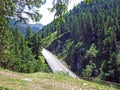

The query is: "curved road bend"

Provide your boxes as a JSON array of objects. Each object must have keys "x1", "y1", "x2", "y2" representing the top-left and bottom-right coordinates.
[{"x1": 42, "y1": 48, "x2": 79, "y2": 79}]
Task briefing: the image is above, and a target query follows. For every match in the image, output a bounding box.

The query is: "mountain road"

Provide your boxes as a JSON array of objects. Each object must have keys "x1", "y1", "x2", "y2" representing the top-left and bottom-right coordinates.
[{"x1": 42, "y1": 48, "x2": 79, "y2": 79}]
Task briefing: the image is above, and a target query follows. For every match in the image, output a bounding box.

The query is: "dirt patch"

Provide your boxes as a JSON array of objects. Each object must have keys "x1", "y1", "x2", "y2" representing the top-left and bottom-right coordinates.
[
  {"x1": 0, "y1": 70, "x2": 22, "y2": 78},
  {"x1": 28, "y1": 78, "x2": 83, "y2": 90},
  {"x1": 22, "y1": 78, "x2": 33, "y2": 82}
]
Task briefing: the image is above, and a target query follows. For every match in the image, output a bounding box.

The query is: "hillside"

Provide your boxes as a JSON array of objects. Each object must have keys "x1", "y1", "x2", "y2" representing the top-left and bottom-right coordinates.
[
  {"x1": 38, "y1": 0, "x2": 120, "y2": 83},
  {"x1": 9, "y1": 19, "x2": 43, "y2": 33},
  {"x1": 0, "y1": 68, "x2": 119, "y2": 90}
]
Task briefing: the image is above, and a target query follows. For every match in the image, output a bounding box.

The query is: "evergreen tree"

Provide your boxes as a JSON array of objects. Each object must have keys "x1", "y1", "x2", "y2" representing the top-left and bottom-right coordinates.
[
  {"x1": 25, "y1": 26, "x2": 33, "y2": 42},
  {"x1": 39, "y1": 0, "x2": 120, "y2": 83},
  {"x1": 30, "y1": 34, "x2": 41, "y2": 60}
]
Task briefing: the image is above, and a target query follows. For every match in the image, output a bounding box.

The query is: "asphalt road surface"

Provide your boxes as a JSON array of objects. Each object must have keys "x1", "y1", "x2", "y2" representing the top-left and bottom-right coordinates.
[{"x1": 42, "y1": 48, "x2": 79, "y2": 79}]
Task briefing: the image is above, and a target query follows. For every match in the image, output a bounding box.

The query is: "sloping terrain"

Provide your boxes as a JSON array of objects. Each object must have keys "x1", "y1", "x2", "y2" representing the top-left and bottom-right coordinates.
[
  {"x1": 0, "y1": 68, "x2": 119, "y2": 90},
  {"x1": 38, "y1": 0, "x2": 120, "y2": 83},
  {"x1": 9, "y1": 19, "x2": 43, "y2": 33}
]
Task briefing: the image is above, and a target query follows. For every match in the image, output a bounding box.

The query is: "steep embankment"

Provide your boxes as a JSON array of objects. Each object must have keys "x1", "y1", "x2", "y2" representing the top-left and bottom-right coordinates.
[
  {"x1": 0, "y1": 68, "x2": 119, "y2": 90},
  {"x1": 38, "y1": 0, "x2": 120, "y2": 83}
]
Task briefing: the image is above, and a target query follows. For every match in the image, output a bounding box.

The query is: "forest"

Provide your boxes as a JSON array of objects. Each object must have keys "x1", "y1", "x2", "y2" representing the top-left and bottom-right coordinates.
[
  {"x1": 0, "y1": 0, "x2": 120, "y2": 84},
  {"x1": 38, "y1": 0, "x2": 120, "y2": 83}
]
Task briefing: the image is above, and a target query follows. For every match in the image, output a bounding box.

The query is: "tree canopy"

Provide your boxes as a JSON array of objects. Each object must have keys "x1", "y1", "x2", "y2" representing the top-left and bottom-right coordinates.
[
  {"x1": 0, "y1": 0, "x2": 98, "y2": 23},
  {"x1": 38, "y1": 0, "x2": 120, "y2": 83}
]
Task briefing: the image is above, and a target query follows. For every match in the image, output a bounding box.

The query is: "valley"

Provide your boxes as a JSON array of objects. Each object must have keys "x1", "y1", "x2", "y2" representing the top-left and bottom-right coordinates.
[{"x1": 0, "y1": 0, "x2": 120, "y2": 89}]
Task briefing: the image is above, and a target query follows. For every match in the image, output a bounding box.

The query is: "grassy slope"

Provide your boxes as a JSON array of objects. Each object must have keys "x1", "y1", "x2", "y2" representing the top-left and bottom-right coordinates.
[
  {"x1": 0, "y1": 68, "x2": 119, "y2": 90},
  {"x1": 41, "y1": 31, "x2": 58, "y2": 48}
]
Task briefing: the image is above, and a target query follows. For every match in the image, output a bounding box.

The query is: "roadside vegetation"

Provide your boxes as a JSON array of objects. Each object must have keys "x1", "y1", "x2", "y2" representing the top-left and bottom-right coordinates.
[
  {"x1": 39, "y1": 0, "x2": 120, "y2": 83},
  {"x1": 0, "y1": 0, "x2": 120, "y2": 89},
  {"x1": 0, "y1": 68, "x2": 119, "y2": 90}
]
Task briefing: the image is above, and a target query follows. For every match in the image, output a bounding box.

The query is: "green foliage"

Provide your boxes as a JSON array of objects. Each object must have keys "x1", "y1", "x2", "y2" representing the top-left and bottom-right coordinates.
[
  {"x1": 30, "y1": 34, "x2": 41, "y2": 59},
  {"x1": 82, "y1": 65, "x2": 93, "y2": 77},
  {"x1": 0, "y1": 86, "x2": 10, "y2": 90},
  {"x1": 0, "y1": 0, "x2": 120, "y2": 84},
  {"x1": 0, "y1": 17, "x2": 10, "y2": 69},
  {"x1": 35, "y1": 55, "x2": 50, "y2": 72},
  {"x1": 85, "y1": 0, "x2": 103, "y2": 4},
  {"x1": 0, "y1": 0, "x2": 51, "y2": 73},
  {"x1": 85, "y1": 44, "x2": 98, "y2": 58},
  {"x1": 41, "y1": 31, "x2": 58, "y2": 47},
  {"x1": 25, "y1": 26, "x2": 33, "y2": 42},
  {"x1": 53, "y1": 71, "x2": 69, "y2": 79},
  {"x1": 0, "y1": 26, "x2": 50, "y2": 73},
  {"x1": 50, "y1": 0, "x2": 68, "y2": 25},
  {"x1": 39, "y1": 0, "x2": 120, "y2": 83},
  {"x1": 75, "y1": 42, "x2": 83, "y2": 48},
  {"x1": 58, "y1": 39, "x2": 74, "y2": 58},
  {"x1": 82, "y1": 63, "x2": 97, "y2": 77},
  {"x1": 0, "y1": 69, "x2": 118, "y2": 90},
  {"x1": 85, "y1": 0, "x2": 93, "y2": 4},
  {"x1": 117, "y1": 52, "x2": 120, "y2": 64},
  {"x1": 0, "y1": 0, "x2": 15, "y2": 16},
  {"x1": 0, "y1": 0, "x2": 76, "y2": 25}
]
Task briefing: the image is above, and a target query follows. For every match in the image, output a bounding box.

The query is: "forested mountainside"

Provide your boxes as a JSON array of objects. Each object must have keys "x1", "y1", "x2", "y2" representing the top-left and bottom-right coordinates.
[
  {"x1": 38, "y1": 0, "x2": 120, "y2": 83},
  {"x1": 9, "y1": 19, "x2": 43, "y2": 34},
  {"x1": 0, "y1": 23, "x2": 50, "y2": 73}
]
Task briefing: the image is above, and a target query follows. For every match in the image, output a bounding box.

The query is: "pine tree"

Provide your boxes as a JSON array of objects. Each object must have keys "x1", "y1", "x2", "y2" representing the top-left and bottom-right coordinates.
[
  {"x1": 25, "y1": 26, "x2": 33, "y2": 42},
  {"x1": 30, "y1": 34, "x2": 41, "y2": 60}
]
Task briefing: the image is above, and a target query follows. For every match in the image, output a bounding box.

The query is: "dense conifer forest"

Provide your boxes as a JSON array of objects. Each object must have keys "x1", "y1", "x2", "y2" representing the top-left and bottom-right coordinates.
[
  {"x1": 38, "y1": 0, "x2": 120, "y2": 83},
  {"x1": 0, "y1": 25, "x2": 50, "y2": 73},
  {"x1": 0, "y1": 0, "x2": 120, "y2": 84}
]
